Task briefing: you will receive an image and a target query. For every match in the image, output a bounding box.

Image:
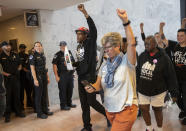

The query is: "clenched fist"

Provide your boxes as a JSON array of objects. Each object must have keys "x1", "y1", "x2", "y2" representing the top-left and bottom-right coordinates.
[
  {"x1": 78, "y1": 4, "x2": 88, "y2": 18},
  {"x1": 182, "y1": 18, "x2": 186, "y2": 28},
  {"x1": 160, "y1": 22, "x2": 165, "y2": 28},
  {"x1": 140, "y1": 23, "x2": 144, "y2": 28},
  {"x1": 116, "y1": 9, "x2": 128, "y2": 24},
  {"x1": 140, "y1": 23, "x2": 144, "y2": 32},
  {"x1": 78, "y1": 4, "x2": 85, "y2": 12},
  {"x1": 182, "y1": 18, "x2": 186, "y2": 24}
]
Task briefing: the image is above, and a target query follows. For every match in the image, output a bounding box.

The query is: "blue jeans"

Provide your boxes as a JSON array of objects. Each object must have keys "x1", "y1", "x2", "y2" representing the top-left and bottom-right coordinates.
[{"x1": 0, "y1": 94, "x2": 6, "y2": 119}]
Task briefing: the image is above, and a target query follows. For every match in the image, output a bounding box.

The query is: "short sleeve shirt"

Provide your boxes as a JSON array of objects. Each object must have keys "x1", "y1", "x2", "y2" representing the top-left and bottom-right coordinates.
[
  {"x1": 52, "y1": 50, "x2": 75, "y2": 74},
  {"x1": 98, "y1": 54, "x2": 137, "y2": 112},
  {"x1": 29, "y1": 52, "x2": 46, "y2": 71},
  {"x1": 0, "y1": 51, "x2": 20, "y2": 75}
]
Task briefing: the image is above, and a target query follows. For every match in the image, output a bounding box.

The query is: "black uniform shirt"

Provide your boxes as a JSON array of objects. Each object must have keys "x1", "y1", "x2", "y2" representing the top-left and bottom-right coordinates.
[
  {"x1": 19, "y1": 52, "x2": 29, "y2": 70},
  {"x1": 29, "y1": 52, "x2": 46, "y2": 73},
  {"x1": 0, "y1": 64, "x2": 5, "y2": 95},
  {"x1": 52, "y1": 50, "x2": 75, "y2": 74},
  {"x1": 0, "y1": 51, "x2": 20, "y2": 75}
]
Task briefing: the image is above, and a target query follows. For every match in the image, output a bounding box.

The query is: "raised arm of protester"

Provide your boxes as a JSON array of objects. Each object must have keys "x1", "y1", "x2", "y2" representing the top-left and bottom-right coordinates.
[
  {"x1": 117, "y1": 9, "x2": 136, "y2": 65},
  {"x1": 78, "y1": 4, "x2": 97, "y2": 39},
  {"x1": 159, "y1": 22, "x2": 169, "y2": 47},
  {"x1": 140, "y1": 22, "x2": 146, "y2": 41},
  {"x1": 181, "y1": 18, "x2": 186, "y2": 29},
  {"x1": 78, "y1": 4, "x2": 89, "y2": 18}
]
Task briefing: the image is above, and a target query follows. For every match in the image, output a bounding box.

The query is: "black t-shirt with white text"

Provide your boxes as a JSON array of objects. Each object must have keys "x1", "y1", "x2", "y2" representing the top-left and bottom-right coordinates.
[{"x1": 174, "y1": 44, "x2": 186, "y2": 82}]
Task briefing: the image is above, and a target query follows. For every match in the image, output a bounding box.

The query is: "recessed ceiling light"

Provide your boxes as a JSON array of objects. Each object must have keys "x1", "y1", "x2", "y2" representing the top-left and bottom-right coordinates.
[
  {"x1": 9, "y1": 27, "x2": 16, "y2": 30},
  {"x1": 0, "y1": 6, "x2": 2, "y2": 16}
]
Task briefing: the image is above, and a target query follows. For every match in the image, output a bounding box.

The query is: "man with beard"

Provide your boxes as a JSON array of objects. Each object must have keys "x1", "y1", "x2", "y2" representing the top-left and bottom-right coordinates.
[{"x1": 0, "y1": 41, "x2": 25, "y2": 123}]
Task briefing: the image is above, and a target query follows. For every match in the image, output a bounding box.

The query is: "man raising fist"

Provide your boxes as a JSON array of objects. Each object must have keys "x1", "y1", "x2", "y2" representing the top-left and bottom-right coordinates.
[{"x1": 73, "y1": 4, "x2": 109, "y2": 131}]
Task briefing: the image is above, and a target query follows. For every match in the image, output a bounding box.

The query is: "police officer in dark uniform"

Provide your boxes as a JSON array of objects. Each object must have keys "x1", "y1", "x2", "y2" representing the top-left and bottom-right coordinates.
[
  {"x1": 0, "y1": 41, "x2": 25, "y2": 123},
  {"x1": 28, "y1": 47, "x2": 36, "y2": 111},
  {"x1": 29, "y1": 41, "x2": 53, "y2": 119},
  {"x1": 0, "y1": 44, "x2": 5, "y2": 119},
  {"x1": 19, "y1": 44, "x2": 33, "y2": 108},
  {"x1": 52, "y1": 41, "x2": 76, "y2": 110},
  {"x1": 0, "y1": 63, "x2": 6, "y2": 119}
]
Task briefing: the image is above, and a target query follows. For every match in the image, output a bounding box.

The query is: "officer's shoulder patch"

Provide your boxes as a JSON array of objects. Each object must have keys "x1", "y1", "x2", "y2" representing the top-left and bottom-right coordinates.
[{"x1": 29, "y1": 55, "x2": 33, "y2": 60}]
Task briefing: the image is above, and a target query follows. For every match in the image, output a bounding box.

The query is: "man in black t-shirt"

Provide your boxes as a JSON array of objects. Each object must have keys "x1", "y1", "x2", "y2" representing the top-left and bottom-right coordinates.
[
  {"x1": 73, "y1": 4, "x2": 107, "y2": 131},
  {"x1": 174, "y1": 28, "x2": 186, "y2": 125}
]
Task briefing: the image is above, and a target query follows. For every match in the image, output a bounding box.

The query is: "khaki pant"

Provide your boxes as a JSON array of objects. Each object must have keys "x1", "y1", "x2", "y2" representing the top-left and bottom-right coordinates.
[{"x1": 106, "y1": 104, "x2": 138, "y2": 131}]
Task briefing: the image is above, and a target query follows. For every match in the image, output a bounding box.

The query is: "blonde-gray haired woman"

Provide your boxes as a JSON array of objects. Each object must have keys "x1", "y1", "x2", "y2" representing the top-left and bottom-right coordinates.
[{"x1": 85, "y1": 9, "x2": 138, "y2": 131}]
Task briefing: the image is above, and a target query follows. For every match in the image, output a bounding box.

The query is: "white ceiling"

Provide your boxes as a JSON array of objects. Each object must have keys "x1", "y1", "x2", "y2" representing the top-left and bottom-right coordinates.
[{"x1": 0, "y1": 0, "x2": 89, "y2": 22}]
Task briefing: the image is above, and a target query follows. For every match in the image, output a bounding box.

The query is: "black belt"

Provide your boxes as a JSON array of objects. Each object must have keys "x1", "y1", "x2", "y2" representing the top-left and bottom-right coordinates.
[
  {"x1": 58, "y1": 70, "x2": 74, "y2": 74},
  {"x1": 36, "y1": 70, "x2": 46, "y2": 74}
]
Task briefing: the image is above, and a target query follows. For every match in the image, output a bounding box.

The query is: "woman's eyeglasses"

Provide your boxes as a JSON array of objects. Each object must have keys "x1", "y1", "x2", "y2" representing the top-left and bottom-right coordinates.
[{"x1": 103, "y1": 45, "x2": 114, "y2": 50}]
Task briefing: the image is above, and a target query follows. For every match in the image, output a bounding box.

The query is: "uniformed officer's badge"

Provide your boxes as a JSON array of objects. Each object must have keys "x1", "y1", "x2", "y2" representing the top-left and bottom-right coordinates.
[
  {"x1": 29, "y1": 55, "x2": 33, "y2": 59},
  {"x1": 53, "y1": 55, "x2": 57, "y2": 59}
]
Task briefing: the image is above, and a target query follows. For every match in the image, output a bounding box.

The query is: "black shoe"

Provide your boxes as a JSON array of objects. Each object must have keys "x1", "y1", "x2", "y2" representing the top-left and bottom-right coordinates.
[
  {"x1": 179, "y1": 111, "x2": 185, "y2": 120},
  {"x1": 27, "y1": 103, "x2": 33, "y2": 108},
  {"x1": 44, "y1": 111, "x2": 54, "y2": 116},
  {"x1": 61, "y1": 106, "x2": 70, "y2": 110},
  {"x1": 16, "y1": 112, "x2": 26, "y2": 118},
  {"x1": 145, "y1": 129, "x2": 155, "y2": 131},
  {"x1": 182, "y1": 118, "x2": 186, "y2": 125},
  {"x1": 68, "y1": 104, "x2": 77, "y2": 108},
  {"x1": 81, "y1": 127, "x2": 92, "y2": 131},
  {"x1": 21, "y1": 103, "x2": 24, "y2": 110},
  {"x1": 37, "y1": 113, "x2": 48, "y2": 119},
  {"x1": 5, "y1": 116, "x2": 10, "y2": 123}
]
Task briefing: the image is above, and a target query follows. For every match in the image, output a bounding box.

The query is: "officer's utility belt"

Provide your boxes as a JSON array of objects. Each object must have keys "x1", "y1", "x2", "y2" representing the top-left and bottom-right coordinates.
[
  {"x1": 58, "y1": 70, "x2": 74, "y2": 75},
  {"x1": 36, "y1": 68, "x2": 47, "y2": 75}
]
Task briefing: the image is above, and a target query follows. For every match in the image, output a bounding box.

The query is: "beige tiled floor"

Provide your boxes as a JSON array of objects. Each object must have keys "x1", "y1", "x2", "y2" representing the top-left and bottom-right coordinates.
[{"x1": 0, "y1": 98, "x2": 186, "y2": 131}]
